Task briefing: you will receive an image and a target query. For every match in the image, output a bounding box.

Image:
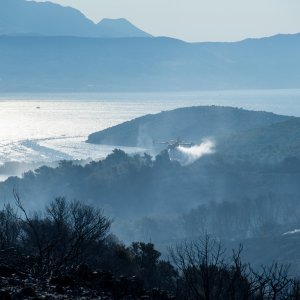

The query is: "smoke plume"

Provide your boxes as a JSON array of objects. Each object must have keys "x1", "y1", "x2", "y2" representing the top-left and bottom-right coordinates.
[{"x1": 175, "y1": 138, "x2": 215, "y2": 165}]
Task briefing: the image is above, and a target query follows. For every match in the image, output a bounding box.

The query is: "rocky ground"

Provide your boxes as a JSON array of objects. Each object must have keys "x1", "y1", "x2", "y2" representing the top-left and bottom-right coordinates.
[{"x1": 0, "y1": 249, "x2": 173, "y2": 300}]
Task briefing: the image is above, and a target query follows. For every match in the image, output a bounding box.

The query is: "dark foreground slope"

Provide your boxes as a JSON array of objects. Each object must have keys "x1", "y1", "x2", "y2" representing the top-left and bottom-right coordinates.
[
  {"x1": 0, "y1": 33, "x2": 300, "y2": 92},
  {"x1": 1, "y1": 202, "x2": 300, "y2": 299}
]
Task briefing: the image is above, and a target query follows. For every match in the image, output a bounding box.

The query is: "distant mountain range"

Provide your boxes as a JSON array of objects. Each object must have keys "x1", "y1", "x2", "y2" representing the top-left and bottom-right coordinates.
[
  {"x1": 0, "y1": 0, "x2": 299, "y2": 92},
  {"x1": 0, "y1": 0, "x2": 151, "y2": 38},
  {"x1": 0, "y1": 33, "x2": 300, "y2": 92}
]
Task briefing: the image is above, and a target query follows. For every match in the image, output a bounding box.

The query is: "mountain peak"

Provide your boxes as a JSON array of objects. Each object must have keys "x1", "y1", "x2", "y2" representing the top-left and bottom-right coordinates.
[
  {"x1": 0, "y1": 0, "x2": 152, "y2": 38},
  {"x1": 96, "y1": 18, "x2": 152, "y2": 38},
  {"x1": 99, "y1": 18, "x2": 130, "y2": 24}
]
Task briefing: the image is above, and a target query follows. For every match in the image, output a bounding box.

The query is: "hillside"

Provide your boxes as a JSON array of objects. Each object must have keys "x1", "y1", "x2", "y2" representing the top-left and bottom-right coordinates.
[
  {"x1": 88, "y1": 106, "x2": 300, "y2": 163},
  {"x1": 87, "y1": 106, "x2": 292, "y2": 147},
  {"x1": 0, "y1": 0, "x2": 151, "y2": 38},
  {"x1": 0, "y1": 33, "x2": 299, "y2": 91},
  {"x1": 220, "y1": 118, "x2": 300, "y2": 163}
]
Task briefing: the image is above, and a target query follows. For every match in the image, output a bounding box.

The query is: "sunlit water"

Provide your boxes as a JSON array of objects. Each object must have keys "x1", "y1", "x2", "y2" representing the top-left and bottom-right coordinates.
[{"x1": 0, "y1": 89, "x2": 299, "y2": 179}]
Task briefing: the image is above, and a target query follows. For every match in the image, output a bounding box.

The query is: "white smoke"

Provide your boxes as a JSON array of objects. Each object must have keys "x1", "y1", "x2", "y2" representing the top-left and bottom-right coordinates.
[
  {"x1": 283, "y1": 229, "x2": 300, "y2": 235},
  {"x1": 174, "y1": 138, "x2": 215, "y2": 165}
]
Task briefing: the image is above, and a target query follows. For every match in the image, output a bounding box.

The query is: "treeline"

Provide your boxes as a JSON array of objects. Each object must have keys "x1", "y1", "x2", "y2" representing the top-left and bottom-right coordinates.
[
  {"x1": 133, "y1": 193, "x2": 300, "y2": 243},
  {"x1": 1, "y1": 197, "x2": 300, "y2": 299},
  {"x1": 1, "y1": 149, "x2": 300, "y2": 244},
  {"x1": 2, "y1": 149, "x2": 300, "y2": 217}
]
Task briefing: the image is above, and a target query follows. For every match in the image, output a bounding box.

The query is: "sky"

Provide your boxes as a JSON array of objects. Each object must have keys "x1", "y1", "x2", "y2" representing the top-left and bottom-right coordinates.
[{"x1": 36, "y1": 0, "x2": 300, "y2": 42}]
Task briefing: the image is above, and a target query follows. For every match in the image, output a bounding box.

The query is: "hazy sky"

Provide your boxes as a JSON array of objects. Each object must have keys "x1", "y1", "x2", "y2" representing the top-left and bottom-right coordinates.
[{"x1": 36, "y1": 0, "x2": 300, "y2": 42}]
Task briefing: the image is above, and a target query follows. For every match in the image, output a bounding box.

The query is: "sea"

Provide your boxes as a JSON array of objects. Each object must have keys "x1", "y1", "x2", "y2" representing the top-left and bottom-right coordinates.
[{"x1": 0, "y1": 89, "x2": 299, "y2": 181}]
